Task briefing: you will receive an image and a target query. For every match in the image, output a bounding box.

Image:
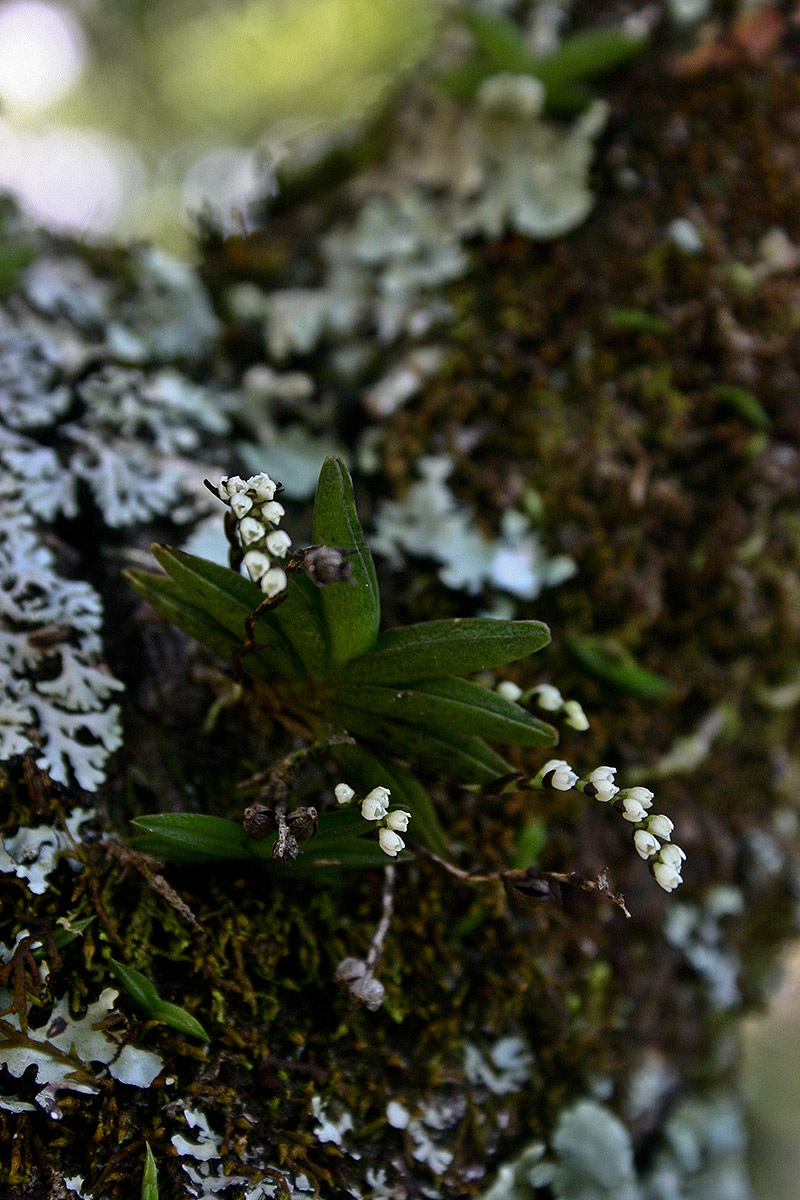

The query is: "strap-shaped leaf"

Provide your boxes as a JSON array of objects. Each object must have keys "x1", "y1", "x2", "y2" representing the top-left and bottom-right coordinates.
[
  {"x1": 335, "y1": 704, "x2": 512, "y2": 784},
  {"x1": 330, "y1": 742, "x2": 449, "y2": 856},
  {"x1": 131, "y1": 814, "x2": 256, "y2": 861},
  {"x1": 132, "y1": 811, "x2": 392, "y2": 870},
  {"x1": 147, "y1": 546, "x2": 301, "y2": 677},
  {"x1": 340, "y1": 617, "x2": 550, "y2": 684},
  {"x1": 127, "y1": 571, "x2": 243, "y2": 663},
  {"x1": 312, "y1": 456, "x2": 380, "y2": 665},
  {"x1": 566, "y1": 634, "x2": 673, "y2": 701},
  {"x1": 267, "y1": 574, "x2": 330, "y2": 678},
  {"x1": 339, "y1": 678, "x2": 557, "y2": 749}
]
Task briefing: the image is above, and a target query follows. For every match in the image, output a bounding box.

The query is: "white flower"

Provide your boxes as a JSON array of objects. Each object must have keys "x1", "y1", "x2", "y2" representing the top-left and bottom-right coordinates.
[
  {"x1": 538, "y1": 759, "x2": 578, "y2": 791},
  {"x1": 378, "y1": 828, "x2": 405, "y2": 857},
  {"x1": 496, "y1": 680, "x2": 523, "y2": 703},
  {"x1": 633, "y1": 830, "x2": 660, "y2": 859},
  {"x1": 239, "y1": 516, "x2": 264, "y2": 545},
  {"x1": 562, "y1": 700, "x2": 589, "y2": 731},
  {"x1": 621, "y1": 796, "x2": 648, "y2": 823},
  {"x1": 335, "y1": 783, "x2": 355, "y2": 805},
  {"x1": 532, "y1": 684, "x2": 563, "y2": 711},
  {"x1": 230, "y1": 493, "x2": 254, "y2": 519},
  {"x1": 658, "y1": 843, "x2": 686, "y2": 870},
  {"x1": 260, "y1": 566, "x2": 288, "y2": 598},
  {"x1": 646, "y1": 814, "x2": 674, "y2": 841},
  {"x1": 582, "y1": 766, "x2": 618, "y2": 802},
  {"x1": 265, "y1": 529, "x2": 292, "y2": 558},
  {"x1": 365, "y1": 785, "x2": 391, "y2": 806},
  {"x1": 653, "y1": 859, "x2": 683, "y2": 892},
  {"x1": 385, "y1": 810, "x2": 411, "y2": 832},
  {"x1": 361, "y1": 794, "x2": 390, "y2": 821},
  {"x1": 587, "y1": 766, "x2": 616, "y2": 785},
  {"x1": 260, "y1": 501, "x2": 285, "y2": 526},
  {"x1": 249, "y1": 472, "x2": 277, "y2": 501},
  {"x1": 618, "y1": 786, "x2": 654, "y2": 810},
  {"x1": 243, "y1": 550, "x2": 271, "y2": 582},
  {"x1": 223, "y1": 475, "x2": 246, "y2": 495}
]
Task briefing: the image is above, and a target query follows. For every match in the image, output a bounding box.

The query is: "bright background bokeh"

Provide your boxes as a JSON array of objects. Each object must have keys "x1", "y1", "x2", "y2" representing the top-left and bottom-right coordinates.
[{"x1": 0, "y1": 0, "x2": 436, "y2": 247}]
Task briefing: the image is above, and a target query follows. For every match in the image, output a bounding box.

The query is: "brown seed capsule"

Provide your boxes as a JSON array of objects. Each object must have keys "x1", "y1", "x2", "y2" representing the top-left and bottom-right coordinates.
[
  {"x1": 298, "y1": 545, "x2": 355, "y2": 586},
  {"x1": 286, "y1": 806, "x2": 318, "y2": 842},
  {"x1": 242, "y1": 804, "x2": 275, "y2": 841}
]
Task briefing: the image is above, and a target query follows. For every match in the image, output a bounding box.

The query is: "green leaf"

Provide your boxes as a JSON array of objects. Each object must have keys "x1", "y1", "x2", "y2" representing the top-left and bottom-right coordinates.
[
  {"x1": 109, "y1": 959, "x2": 208, "y2": 1040},
  {"x1": 132, "y1": 811, "x2": 401, "y2": 871},
  {"x1": 147, "y1": 546, "x2": 303, "y2": 678},
  {"x1": 312, "y1": 457, "x2": 380, "y2": 665},
  {"x1": 462, "y1": 9, "x2": 534, "y2": 73},
  {"x1": 126, "y1": 570, "x2": 244, "y2": 664},
  {"x1": 267, "y1": 574, "x2": 331, "y2": 678},
  {"x1": 340, "y1": 617, "x2": 550, "y2": 684},
  {"x1": 605, "y1": 307, "x2": 670, "y2": 335},
  {"x1": 330, "y1": 742, "x2": 449, "y2": 856},
  {"x1": 141, "y1": 1143, "x2": 159, "y2": 1200},
  {"x1": 339, "y1": 678, "x2": 557, "y2": 749},
  {"x1": 336, "y1": 704, "x2": 512, "y2": 784},
  {"x1": 711, "y1": 384, "x2": 771, "y2": 431},
  {"x1": 131, "y1": 814, "x2": 257, "y2": 862},
  {"x1": 566, "y1": 635, "x2": 673, "y2": 701},
  {"x1": 532, "y1": 28, "x2": 647, "y2": 90}
]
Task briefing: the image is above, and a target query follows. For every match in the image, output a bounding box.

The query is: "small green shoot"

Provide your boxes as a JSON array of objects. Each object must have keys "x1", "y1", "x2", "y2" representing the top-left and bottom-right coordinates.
[
  {"x1": 605, "y1": 307, "x2": 670, "y2": 335},
  {"x1": 141, "y1": 1142, "x2": 159, "y2": 1200},
  {"x1": 109, "y1": 959, "x2": 208, "y2": 1040},
  {"x1": 439, "y1": 11, "x2": 647, "y2": 111},
  {"x1": 566, "y1": 635, "x2": 673, "y2": 701},
  {"x1": 711, "y1": 384, "x2": 771, "y2": 431}
]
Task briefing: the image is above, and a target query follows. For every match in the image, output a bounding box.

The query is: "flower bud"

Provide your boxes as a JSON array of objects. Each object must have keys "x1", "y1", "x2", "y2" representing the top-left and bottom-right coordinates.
[
  {"x1": 621, "y1": 797, "x2": 648, "y2": 823},
  {"x1": 634, "y1": 830, "x2": 660, "y2": 859},
  {"x1": 261, "y1": 500, "x2": 285, "y2": 525},
  {"x1": 562, "y1": 700, "x2": 589, "y2": 731},
  {"x1": 243, "y1": 550, "x2": 271, "y2": 582},
  {"x1": 335, "y1": 783, "x2": 355, "y2": 805},
  {"x1": 361, "y1": 790, "x2": 391, "y2": 821},
  {"x1": 537, "y1": 759, "x2": 578, "y2": 791},
  {"x1": 385, "y1": 810, "x2": 411, "y2": 832},
  {"x1": 239, "y1": 516, "x2": 265, "y2": 545},
  {"x1": 653, "y1": 860, "x2": 683, "y2": 892},
  {"x1": 378, "y1": 827, "x2": 405, "y2": 857},
  {"x1": 249, "y1": 472, "x2": 277, "y2": 501},
  {"x1": 646, "y1": 814, "x2": 674, "y2": 841},
  {"x1": 658, "y1": 843, "x2": 686, "y2": 870},
  {"x1": 265, "y1": 529, "x2": 292, "y2": 558},
  {"x1": 230, "y1": 493, "x2": 254, "y2": 519},
  {"x1": 532, "y1": 684, "x2": 563, "y2": 711},
  {"x1": 618, "y1": 787, "x2": 654, "y2": 810},
  {"x1": 260, "y1": 566, "x2": 288, "y2": 598},
  {"x1": 496, "y1": 680, "x2": 523, "y2": 703}
]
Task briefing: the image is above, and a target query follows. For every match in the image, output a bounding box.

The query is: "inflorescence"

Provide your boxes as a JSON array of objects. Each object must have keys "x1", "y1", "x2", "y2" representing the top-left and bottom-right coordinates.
[
  {"x1": 532, "y1": 759, "x2": 686, "y2": 892},
  {"x1": 210, "y1": 472, "x2": 291, "y2": 598},
  {"x1": 335, "y1": 783, "x2": 411, "y2": 858}
]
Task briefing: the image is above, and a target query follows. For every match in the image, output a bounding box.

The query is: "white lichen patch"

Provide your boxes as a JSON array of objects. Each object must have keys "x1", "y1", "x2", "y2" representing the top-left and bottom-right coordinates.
[
  {"x1": 171, "y1": 1106, "x2": 309, "y2": 1198},
  {"x1": 0, "y1": 988, "x2": 163, "y2": 1117},
  {"x1": 312, "y1": 1094, "x2": 355, "y2": 1146},
  {"x1": 0, "y1": 808, "x2": 94, "y2": 895},
  {"x1": 0, "y1": 243, "x2": 241, "y2": 786},
  {"x1": 0, "y1": 494, "x2": 123, "y2": 790},
  {"x1": 464, "y1": 1036, "x2": 535, "y2": 1095},
  {"x1": 371, "y1": 457, "x2": 574, "y2": 598}
]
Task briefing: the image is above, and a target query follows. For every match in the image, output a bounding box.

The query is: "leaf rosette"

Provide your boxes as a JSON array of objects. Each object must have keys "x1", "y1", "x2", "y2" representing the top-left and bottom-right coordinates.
[{"x1": 127, "y1": 458, "x2": 556, "y2": 867}]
